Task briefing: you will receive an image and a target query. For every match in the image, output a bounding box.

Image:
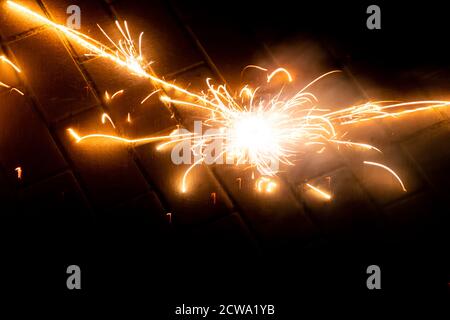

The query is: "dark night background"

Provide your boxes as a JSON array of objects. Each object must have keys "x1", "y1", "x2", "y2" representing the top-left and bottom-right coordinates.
[{"x1": 0, "y1": 0, "x2": 450, "y2": 316}]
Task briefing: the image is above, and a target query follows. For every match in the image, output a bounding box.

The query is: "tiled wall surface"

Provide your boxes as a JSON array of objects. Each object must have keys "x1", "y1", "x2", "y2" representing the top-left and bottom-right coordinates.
[{"x1": 1, "y1": 0, "x2": 449, "y2": 256}]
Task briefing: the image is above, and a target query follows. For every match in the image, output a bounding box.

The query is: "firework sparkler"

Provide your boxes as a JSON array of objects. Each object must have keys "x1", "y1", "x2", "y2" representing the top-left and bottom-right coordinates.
[
  {"x1": 7, "y1": 0, "x2": 450, "y2": 198},
  {"x1": 0, "y1": 54, "x2": 24, "y2": 95}
]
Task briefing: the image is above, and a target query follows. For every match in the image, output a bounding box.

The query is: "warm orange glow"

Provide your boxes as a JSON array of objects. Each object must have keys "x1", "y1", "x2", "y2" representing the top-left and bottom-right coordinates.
[
  {"x1": 0, "y1": 55, "x2": 21, "y2": 73},
  {"x1": 267, "y1": 67, "x2": 293, "y2": 83},
  {"x1": 0, "y1": 54, "x2": 24, "y2": 95},
  {"x1": 15, "y1": 166, "x2": 22, "y2": 180},
  {"x1": 327, "y1": 101, "x2": 450, "y2": 125},
  {"x1": 10, "y1": 88, "x2": 24, "y2": 95},
  {"x1": 256, "y1": 177, "x2": 277, "y2": 193},
  {"x1": 329, "y1": 140, "x2": 382, "y2": 153},
  {"x1": 6, "y1": 1, "x2": 215, "y2": 107},
  {"x1": 306, "y1": 183, "x2": 331, "y2": 200},
  {"x1": 181, "y1": 158, "x2": 203, "y2": 193},
  {"x1": 141, "y1": 89, "x2": 161, "y2": 104},
  {"x1": 236, "y1": 177, "x2": 242, "y2": 190},
  {"x1": 0, "y1": 81, "x2": 9, "y2": 88},
  {"x1": 110, "y1": 89, "x2": 124, "y2": 100},
  {"x1": 101, "y1": 113, "x2": 116, "y2": 128},
  {"x1": 363, "y1": 161, "x2": 407, "y2": 192},
  {"x1": 9, "y1": 0, "x2": 448, "y2": 197},
  {"x1": 67, "y1": 128, "x2": 193, "y2": 144},
  {"x1": 243, "y1": 65, "x2": 268, "y2": 73}
]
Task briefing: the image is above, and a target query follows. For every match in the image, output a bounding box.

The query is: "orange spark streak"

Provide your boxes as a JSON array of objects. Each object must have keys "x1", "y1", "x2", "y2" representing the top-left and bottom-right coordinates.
[
  {"x1": 239, "y1": 86, "x2": 253, "y2": 99},
  {"x1": 256, "y1": 177, "x2": 277, "y2": 193},
  {"x1": 243, "y1": 65, "x2": 268, "y2": 73},
  {"x1": 15, "y1": 166, "x2": 22, "y2": 180},
  {"x1": 181, "y1": 157, "x2": 204, "y2": 193},
  {"x1": 67, "y1": 128, "x2": 192, "y2": 144},
  {"x1": 328, "y1": 140, "x2": 382, "y2": 153},
  {"x1": 110, "y1": 89, "x2": 124, "y2": 100},
  {"x1": 324, "y1": 101, "x2": 450, "y2": 126},
  {"x1": 10, "y1": 88, "x2": 24, "y2": 95},
  {"x1": 363, "y1": 161, "x2": 407, "y2": 192},
  {"x1": 101, "y1": 113, "x2": 116, "y2": 128},
  {"x1": 0, "y1": 81, "x2": 10, "y2": 88},
  {"x1": 267, "y1": 67, "x2": 293, "y2": 83},
  {"x1": 299, "y1": 70, "x2": 342, "y2": 94},
  {"x1": 141, "y1": 89, "x2": 161, "y2": 104},
  {"x1": 0, "y1": 55, "x2": 21, "y2": 73},
  {"x1": 236, "y1": 177, "x2": 242, "y2": 190},
  {"x1": 10, "y1": 0, "x2": 449, "y2": 199},
  {"x1": 6, "y1": 1, "x2": 217, "y2": 108},
  {"x1": 0, "y1": 55, "x2": 23, "y2": 95},
  {"x1": 306, "y1": 183, "x2": 331, "y2": 200}
]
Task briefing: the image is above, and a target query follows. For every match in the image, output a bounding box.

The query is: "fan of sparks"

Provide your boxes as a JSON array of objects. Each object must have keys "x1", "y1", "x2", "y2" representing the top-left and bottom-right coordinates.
[{"x1": 7, "y1": 0, "x2": 450, "y2": 198}]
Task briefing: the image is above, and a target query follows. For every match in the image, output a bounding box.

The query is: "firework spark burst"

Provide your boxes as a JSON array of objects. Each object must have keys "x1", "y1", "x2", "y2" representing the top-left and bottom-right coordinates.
[
  {"x1": 8, "y1": 0, "x2": 450, "y2": 196},
  {"x1": 0, "y1": 54, "x2": 24, "y2": 95}
]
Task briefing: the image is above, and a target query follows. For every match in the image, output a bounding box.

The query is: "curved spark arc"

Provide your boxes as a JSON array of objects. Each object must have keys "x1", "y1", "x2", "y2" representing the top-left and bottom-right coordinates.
[
  {"x1": 67, "y1": 128, "x2": 193, "y2": 144},
  {"x1": 363, "y1": 161, "x2": 407, "y2": 192},
  {"x1": 0, "y1": 55, "x2": 21, "y2": 73},
  {"x1": 6, "y1": 1, "x2": 218, "y2": 109},
  {"x1": 256, "y1": 176, "x2": 277, "y2": 193}
]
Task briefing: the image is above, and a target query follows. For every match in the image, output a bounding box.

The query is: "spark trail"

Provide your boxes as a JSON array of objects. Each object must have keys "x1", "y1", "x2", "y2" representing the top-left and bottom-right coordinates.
[{"x1": 8, "y1": 0, "x2": 450, "y2": 195}]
